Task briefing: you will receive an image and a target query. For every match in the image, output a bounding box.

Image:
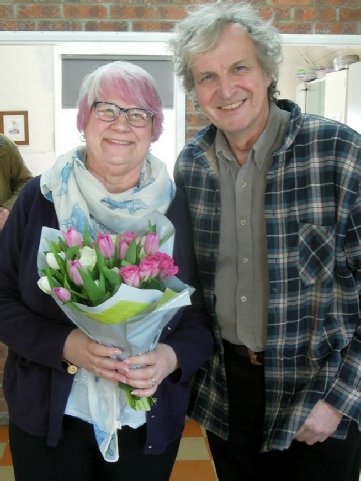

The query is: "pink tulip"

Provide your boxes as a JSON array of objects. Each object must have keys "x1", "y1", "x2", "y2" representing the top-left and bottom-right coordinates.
[
  {"x1": 161, "y1": 264, "x2": 179, "y2": 278},
  {"x1": 97, "y1": 233, "x2": 115, "y2": 259},
  {"x1": 119, "y1": 239, "x2": 130, "y2": 261},
  {"x1": 155, "y1": 252, "x2": 179, "y2": 279},
  {"x1": 52, "y1": 287, "x2": 71, "y2": 303},
  {"x1": 67, "y1": 260, "x2": 84, "y2": 286},
  {"x1": 143, "y1": 233, "x2": 160, "y2": 256},
  {"x1": 62, "y1": 227, "x2": 83, "y2": 247},
  {"x1": 119, "y1": 265, "x2": 141, "y2": 287},
  {"x1": 139, "y1": 257, "x2": 160, "y2": 281},
  {"x1": 119, "y1": 232, "x2": 136, "y2": 244}
]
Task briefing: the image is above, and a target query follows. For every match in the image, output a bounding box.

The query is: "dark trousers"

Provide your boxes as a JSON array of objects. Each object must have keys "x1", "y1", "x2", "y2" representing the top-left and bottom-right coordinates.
[
  {"x1": 207, "y1": 341, "x2": 361, "y2": 481},
  {"x1": 9, "y1": 416, "x2": 180, "y2": 481}
]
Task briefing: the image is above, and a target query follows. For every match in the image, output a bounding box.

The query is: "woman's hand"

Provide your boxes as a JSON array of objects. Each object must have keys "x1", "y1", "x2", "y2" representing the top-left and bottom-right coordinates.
[
  {"x1": 62, "y1": 328, "x2": 129, "y2": 383},
  {"x1": 118, "y1": 343, "x2": 179, "y2": 398}
]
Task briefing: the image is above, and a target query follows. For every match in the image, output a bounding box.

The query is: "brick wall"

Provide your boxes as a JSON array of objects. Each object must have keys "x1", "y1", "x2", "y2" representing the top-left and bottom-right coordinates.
[{"x1": 1, "y1": 0, "x2": 361, "y2": 422}]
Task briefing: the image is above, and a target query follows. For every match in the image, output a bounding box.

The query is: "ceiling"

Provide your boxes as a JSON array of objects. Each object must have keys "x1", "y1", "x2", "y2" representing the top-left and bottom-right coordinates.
[{"x1": 282, "y1": 44, "x2": 361, "y2": 70}]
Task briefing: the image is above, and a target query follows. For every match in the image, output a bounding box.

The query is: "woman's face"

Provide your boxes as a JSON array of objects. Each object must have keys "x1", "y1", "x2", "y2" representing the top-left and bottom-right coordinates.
[{"x1": 84, "y1": 95, "x2": 153, "y2": 178}]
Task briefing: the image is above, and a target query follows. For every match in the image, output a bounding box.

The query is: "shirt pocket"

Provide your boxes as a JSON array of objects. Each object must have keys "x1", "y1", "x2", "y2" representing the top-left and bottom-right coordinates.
[{"x1": 298, "y1": 223, "x2": 336, "y2": 286}]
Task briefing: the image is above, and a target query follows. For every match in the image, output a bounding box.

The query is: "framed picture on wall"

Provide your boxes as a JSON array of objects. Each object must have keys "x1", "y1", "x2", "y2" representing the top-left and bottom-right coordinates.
[{"x1": 0, "y1": 111, "x2": 29, "y2": 145}]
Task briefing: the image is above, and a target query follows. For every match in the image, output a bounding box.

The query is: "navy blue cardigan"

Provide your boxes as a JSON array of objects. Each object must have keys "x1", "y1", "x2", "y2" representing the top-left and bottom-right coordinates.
[{"x1": 0, "y1": 176, "x2": 214, "y2": 454}]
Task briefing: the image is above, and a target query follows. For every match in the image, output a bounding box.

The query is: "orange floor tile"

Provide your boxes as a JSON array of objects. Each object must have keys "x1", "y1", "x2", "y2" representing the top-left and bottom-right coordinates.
[{"x1": 0, "y1": 419, "x2": 217, "y2": 481}]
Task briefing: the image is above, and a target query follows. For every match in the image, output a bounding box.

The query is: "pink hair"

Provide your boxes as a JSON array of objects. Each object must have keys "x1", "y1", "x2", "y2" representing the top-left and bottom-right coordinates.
[{"x1": 76, "y1": 61, "x2": 164, "y2": 141}]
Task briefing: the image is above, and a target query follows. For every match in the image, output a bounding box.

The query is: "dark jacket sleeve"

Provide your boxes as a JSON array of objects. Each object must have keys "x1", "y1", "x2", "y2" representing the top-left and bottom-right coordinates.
[
  {"x1": 0, "y1": 177, "x2": 78, "y2": 446},
  {"x1": 0, "y1": 177, "x2": 76, "y2": 366},
  {"x1": 160, "y1": 187, "x2": 214, "y2": 380}
]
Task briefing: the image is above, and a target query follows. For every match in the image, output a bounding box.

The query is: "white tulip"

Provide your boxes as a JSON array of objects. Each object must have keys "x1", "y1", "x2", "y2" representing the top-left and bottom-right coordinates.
[
  {"x1": 37, "y1": 276, "x2": 52, "y2": 294},
  {"x1": 79, "y1": 246, "x2": 97, "y2": 271},
  {"x1": 45, "y1": 252, "x2": 62, "y2": 270}
]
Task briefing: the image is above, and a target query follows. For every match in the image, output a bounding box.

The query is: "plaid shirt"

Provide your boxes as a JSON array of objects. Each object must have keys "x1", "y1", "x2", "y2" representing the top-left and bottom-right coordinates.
[{"x1": 174, "y1": 100, "x2": 361, "y2": 452}]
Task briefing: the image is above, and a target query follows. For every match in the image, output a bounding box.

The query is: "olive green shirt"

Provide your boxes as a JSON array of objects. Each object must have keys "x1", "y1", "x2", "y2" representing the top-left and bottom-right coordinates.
[
  {"x1": 0, "y1": 134, "x2": 32, "y2": 210},
  {"x1": 214, "y1": 103, "x2": 290, "y2": 351}
]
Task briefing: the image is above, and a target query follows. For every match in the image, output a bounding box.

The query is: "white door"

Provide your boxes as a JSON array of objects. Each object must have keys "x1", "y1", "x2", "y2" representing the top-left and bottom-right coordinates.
[
  {"x1": 324, "y1": 69, "x2": 348, "y2": 124},
  {"x1": 346, "y1": 61, "x2": 361, "y2": 133}
]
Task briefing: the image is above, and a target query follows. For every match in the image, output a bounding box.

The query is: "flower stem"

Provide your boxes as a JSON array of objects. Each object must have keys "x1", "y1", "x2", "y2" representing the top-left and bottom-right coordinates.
[{"x1": 118, "y1": 382, "x2": 156, "y2": 411}]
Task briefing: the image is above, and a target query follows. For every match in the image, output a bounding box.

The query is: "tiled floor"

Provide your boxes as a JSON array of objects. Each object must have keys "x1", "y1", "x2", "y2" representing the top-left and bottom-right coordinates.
[
  {"x1": 0, "y1": 418, "x2": 217, "y2": 481},
  {"x1": 0, "y1": 423, "x2": 13, "y2": 481}
]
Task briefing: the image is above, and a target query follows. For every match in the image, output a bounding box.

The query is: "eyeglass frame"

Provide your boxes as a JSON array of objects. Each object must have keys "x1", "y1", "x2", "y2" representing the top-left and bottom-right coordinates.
[{"x1": 92, "y1": 101, "x2": 154, "y2": 128}]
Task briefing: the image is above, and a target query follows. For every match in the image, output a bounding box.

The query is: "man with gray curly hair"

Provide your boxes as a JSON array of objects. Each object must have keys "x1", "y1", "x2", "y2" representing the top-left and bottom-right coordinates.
[{"x1": 169, "y1": 2, "x2": 361, "y2": 480}]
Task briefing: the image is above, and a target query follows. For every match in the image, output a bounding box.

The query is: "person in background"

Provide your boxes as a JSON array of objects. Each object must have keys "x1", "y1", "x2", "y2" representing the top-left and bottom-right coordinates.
[
  {"x1": 0, "y1": 133, "x2": 32, "y2": 230},
  {"x1": 168, "y1": 2, "x2": 361, "y2": 481},
  {"x1": 0, "y1": 61, "x2": 214, "y2": 481}
]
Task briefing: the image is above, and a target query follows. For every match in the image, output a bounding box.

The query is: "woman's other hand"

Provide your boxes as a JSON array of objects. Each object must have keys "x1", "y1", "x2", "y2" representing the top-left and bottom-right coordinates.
[
  {"x1": 62, "y1": 328, "x2": 129, "y2": 382},
  {"x1": 119, "y1": 343, "x2": 179, "y2": 397}
]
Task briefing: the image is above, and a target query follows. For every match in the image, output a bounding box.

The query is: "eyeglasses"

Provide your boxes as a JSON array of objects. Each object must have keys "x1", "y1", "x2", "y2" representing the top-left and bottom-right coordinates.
[{"x1": 92, "y1": 102, "x2": 154, "y2": 128}]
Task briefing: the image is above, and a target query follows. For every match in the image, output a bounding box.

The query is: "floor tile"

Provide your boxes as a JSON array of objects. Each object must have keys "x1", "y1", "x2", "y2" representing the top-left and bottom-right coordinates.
[
  {"x1": 0, "y1": 443, "x2": 5, "y2": 460},
  {"x1": 0, "y1": 443, "x2": 12, "y2": 466},
  {"x1": 0, "y1": 425, "x2": 8, "y2": 443},
  {"x1": 182, "y1": 418, "x2": 203, "y2": 437},
  {"x1": 170, "y1": 460, "x2": 217, "y2": 481},
  {"x1": 177, "y1": 436, "x2": 210, "y2": 461},
  {"x1": 0, "y1": 466, "x2": 15, "y2": 481}
]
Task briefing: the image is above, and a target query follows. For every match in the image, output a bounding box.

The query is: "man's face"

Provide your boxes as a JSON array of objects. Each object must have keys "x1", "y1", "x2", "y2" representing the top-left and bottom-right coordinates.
[{"x1": 191, "y1": 23, "x2": 272, "y2": 147}]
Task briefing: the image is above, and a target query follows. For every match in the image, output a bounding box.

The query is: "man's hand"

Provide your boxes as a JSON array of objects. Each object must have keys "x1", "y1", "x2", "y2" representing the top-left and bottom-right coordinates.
[{"x1": 295, "y1": 400, "x2": 343, "y2": 444}]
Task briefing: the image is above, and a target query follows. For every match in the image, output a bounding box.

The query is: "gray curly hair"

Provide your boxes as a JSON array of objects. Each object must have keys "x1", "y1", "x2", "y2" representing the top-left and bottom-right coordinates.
[{"x1": 168, "y1": 2, "x2": 282, "y2": 101}]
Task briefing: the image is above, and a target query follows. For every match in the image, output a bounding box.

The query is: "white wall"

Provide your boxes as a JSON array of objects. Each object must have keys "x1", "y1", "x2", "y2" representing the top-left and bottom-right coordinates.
[{"x1": 0, "y1": 44, "x2": 56, "y2": 175}]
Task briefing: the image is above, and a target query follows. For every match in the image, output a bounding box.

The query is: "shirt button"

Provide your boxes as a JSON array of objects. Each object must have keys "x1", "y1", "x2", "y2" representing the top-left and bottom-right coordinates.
[
  {"x1": 241, "y1": 296, "x2": 247, "y2": 302},
  {"x1": 242, "y1": 258, "x2": 248, "y2": 263},
  {"x1": 241, "y1": 220, "x2": 246, "y2": 225},
  {"x1": 241, "y1": 182, "x2": 247, "y2": 187},
  {"x1": 148, "y1": 445, "x2": 152, "y2": 449}
]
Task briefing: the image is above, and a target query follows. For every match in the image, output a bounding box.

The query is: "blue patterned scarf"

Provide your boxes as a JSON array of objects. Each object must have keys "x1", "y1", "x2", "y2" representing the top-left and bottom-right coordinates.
[{"x1": 40, "y1": 146, "x2": 175, "y2": 238}]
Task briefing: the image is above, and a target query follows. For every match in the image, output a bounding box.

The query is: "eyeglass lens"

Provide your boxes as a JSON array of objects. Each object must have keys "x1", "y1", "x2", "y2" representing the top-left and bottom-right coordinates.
[{"x1": 93, "y1": 102, "x2": 153, "y2": 127}]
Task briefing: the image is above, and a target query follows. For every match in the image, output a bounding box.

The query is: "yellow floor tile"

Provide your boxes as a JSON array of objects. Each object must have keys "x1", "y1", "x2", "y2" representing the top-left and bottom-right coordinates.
[
  {"x1": 177, "y1": 436, "x2": 210, "y2": 461},
  {"x1": 0, "y1": 466, "x2": 15, "y2": 481},
  {"x1": 0, "y1": 442, "x2": 5, "y2": 460}
]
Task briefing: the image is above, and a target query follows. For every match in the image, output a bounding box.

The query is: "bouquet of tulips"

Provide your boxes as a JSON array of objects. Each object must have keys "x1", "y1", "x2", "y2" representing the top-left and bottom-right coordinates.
[{"x1": 37, "y1": 211, "x2": 194, "y2": 411}]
